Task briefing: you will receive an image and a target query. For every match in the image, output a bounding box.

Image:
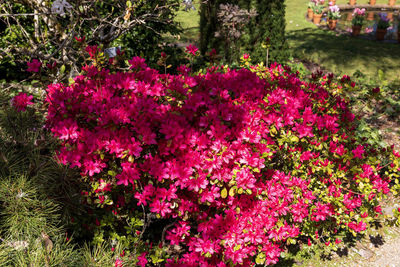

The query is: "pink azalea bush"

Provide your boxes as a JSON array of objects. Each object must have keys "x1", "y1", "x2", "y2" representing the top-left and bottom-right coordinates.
[{"x1": 46, "y1": 56, "x2": 400, "y2": 265}]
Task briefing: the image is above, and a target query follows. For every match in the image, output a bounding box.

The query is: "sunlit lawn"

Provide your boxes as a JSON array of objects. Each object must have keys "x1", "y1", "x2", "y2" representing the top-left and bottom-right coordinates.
[
  {"x1": 174, "y1": 0, "x2": 400, "y2": 80},
  {"x1": 286, "y1": 0, "x2": 400, "y2": 80}
]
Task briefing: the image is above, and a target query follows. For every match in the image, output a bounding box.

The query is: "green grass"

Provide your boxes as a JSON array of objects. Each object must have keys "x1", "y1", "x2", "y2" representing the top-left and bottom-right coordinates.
[
  {"x1": 173, "y1": 1, "x2": 201, "y2": 44},
  {"x1": 286, "y1": 0, "x2": 400, "y2": 80},
  {"x1": 174, "y1": 0, "x2": 400, "y2": 80}
]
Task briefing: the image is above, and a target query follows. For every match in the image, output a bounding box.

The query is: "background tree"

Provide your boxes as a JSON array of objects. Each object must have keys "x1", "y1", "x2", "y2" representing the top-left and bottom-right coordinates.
[
  {"x1": 199, "y1": 0, "x2": 288, "y2": 64},
  {"x1": 246, "y1": 0, "x2": 289, "y2": 64},
  {"x1": 199, "y1": 0, "x2": 235, "y2": 55},
  {"x1": 0, "y1": 0, "x2": 181, "y2": 81}
]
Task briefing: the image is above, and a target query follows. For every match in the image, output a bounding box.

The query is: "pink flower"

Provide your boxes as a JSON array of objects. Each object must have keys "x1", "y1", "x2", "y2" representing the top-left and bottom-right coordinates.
[
  {"x1": 12, "y1": 92, "x2": 34, "y2": 111},
  {"x1": 352, "y1": 145, "x2": 365, "y2": 159},
  {"x1": 185, "y1": 44, "x2": 198, "y2": 56},
  {"x1": 27, "y1": 59, "x2": 42, "y2": 72},
  {"x1": 128, "y1": 56, "x2": 147, "y2": 69},
  {"x1": 85, "y1": 45, "x2": 99, "y2": 58},
  {"x1": 177, "y1": 65, "x2": 191, "y2": 75},
  {"x1": 348, "y1": 221, "x2": 366, "y2": 232},
  {"x1": 114, "y1": 258, "x2": 123, "y2": 267},
  {"x1": 137, "y1": 252, "x2": 148, "y2": 267},
  {"x1": 74, "y1": 36, "x2": 85, "y2": 42},
  {"x1": 150, "y1": 200, "x2": 171, "y2": 217}
]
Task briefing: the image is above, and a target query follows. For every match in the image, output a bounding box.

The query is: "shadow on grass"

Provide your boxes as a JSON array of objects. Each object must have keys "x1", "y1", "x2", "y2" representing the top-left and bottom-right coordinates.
[{"x1": 287, "y1": 28, "x2": 400, "y2": 79}]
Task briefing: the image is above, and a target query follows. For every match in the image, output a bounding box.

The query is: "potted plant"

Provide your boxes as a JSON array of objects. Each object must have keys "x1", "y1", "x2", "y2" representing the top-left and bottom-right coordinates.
[
  {"x1": 369, "y1": 0, "x2": 376, "y2": 5},
  {"x1": 312, "y1": 1, "x2": 325, "y2": 24},
  {"x1": 351, "y1": 8, "x2": 366, "y2": 36},
  {"x1": 376, "y1": 13, "x2": 390, "y2": 40},
  {"x1": 367, "y1": 11, "x2": 375, "y2": 21},
  {"x1": 388, "y1": 0, "x2": 396, "y2": 6},
  {"x1": 308, "y1": 1, "x2": 315, "y2": 19},
  {"x1": 327, "y1": 5, "x2": 341, "y2": 30}
]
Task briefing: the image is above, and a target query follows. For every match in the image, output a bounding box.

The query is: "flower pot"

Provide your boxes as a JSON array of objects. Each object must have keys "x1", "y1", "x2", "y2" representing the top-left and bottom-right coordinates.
[
  {"x1": 349, "y1": 0, "x2": 356, "y2": 5},
  {"x1": 369, "y1": 0, "x2": 376, "y2": 4},
  {"x1": 347, "y1": 13, "x2": 353, "y2": 21},
  {"x1": 330, "y1": 0, "x2": 336, "y2": 4},
  {"x1": 313, "y1": 13, "x2": 322, "y2": 25},
  {"x1": 367, "y1": 12, "x2": 375, "y2": 21},
  {"x1": 307, "y1": 8, "x2": 314, "y2": 19},
  {"x1": 376, "y1": 28, "x2": 387, "y2": 40},
  {"x1": 388, "y1": 0, "x2": 396, "y2": 6},
  {"x1": 387, "y1": 12, "x2": 393, "y2": 21},
  {"x1": 352, "y1": 25, "x2": 362, "y2": 36},
  {"x1": 328, "y1": 19, "x2": 338, "y2": 30}
]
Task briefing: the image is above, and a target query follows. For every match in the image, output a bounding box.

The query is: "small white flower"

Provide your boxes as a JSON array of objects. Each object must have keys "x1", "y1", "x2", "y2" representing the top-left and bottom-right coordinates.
[{"x1": 51, "y1": 0, "x2": 73, "y2": 16}]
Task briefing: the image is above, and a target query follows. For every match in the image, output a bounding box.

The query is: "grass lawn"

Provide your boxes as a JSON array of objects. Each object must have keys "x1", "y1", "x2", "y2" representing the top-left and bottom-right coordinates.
[
  {"x1": 286, "y1": 0, "x2": 400, "y2": 80},
  {"x1": 174, "y1": 0, "x2": 400, "y2": 80}
]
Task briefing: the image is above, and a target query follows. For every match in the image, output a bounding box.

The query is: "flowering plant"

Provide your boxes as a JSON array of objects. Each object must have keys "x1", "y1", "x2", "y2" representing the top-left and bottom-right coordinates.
[
  {"x1": 377, "y1": 13, "x2": 391, "y2": 29},
  {"x1": 12, "y1": 92, "x2": 34, "y2": 111},
  {"x1": 312, "y1": 3, "x2": 325, "y2": 14},
  {"x1": 308, "y1": 1, "x2": 316, "y2": 9},
  {"x1": 352, "y1": 8, "x2": 366, "y2": 26},
  {"x1": 328, "y1": 5, "x2": 341, "y2": 20},
  {"x1": 46, "y1": 50, "x2": 400, "y2": 265}
]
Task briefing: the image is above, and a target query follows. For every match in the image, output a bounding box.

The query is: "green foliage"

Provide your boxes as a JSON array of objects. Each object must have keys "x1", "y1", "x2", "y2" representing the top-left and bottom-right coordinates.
[
  {"x1": 200, "y1": 0, "x2": 289, "y2": 64},
  {"x1": 199, "y1": 0, "x2": 235, "y2": 55},
  {"x1": 0, "y1": 0, "x2": 182, "y2": 82},
  {"x1": 245, "y1": 0, "x2": 289, "y2": 64},
  {"x1": 0, "y1": 87, "x2": 83, "y2": 266},
  {"x1": 0, "y1": 176, "x2": 80, "y2": 267}
]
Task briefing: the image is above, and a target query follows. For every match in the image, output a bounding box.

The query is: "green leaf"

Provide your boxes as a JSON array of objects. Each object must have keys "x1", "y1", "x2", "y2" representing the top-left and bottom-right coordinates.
[
  {"x1": 221, "y1": 188, "x2": 228, "y2": 198},
  {"x1": 59, "y1": 64, "x2": 66, "y2": 75}
]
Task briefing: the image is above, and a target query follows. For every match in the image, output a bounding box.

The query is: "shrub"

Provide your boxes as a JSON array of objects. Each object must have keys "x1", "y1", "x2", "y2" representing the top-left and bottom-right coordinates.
[
  {"x1": 46, "y1": 57, "x2": 399, "y2": 265},
  {"x1": 0, "y1": 0, "x2": 181, "y2": 82},
  {"x1": 246, "y1": 0, "x2": 289, "y2": 64}
]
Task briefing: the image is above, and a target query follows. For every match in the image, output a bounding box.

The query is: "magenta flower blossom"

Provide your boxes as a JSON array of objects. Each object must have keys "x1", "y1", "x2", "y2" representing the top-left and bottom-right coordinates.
[
  {"x1": 114, "y1": 258, "x2": 123, "y2": 267},
  {"x1": 128, "y1": 56, "x2": 147, "y2": 69},
  {"x1": 353, "y1": 8, "x2": 366, "y2": 16},
  {"x1": 137, "y1": 253, "x2": 148, "y2": 267},
  {"x1": 185, "y1": 44, "x2": 198, "y2": 56},
  {"x1": 12, "y1": 92, "x2": 33, "y2": 111},
  {"x1": 352, "y1": 145, "x2": 365, "y2": 159},
  {"x1": 26, "y1": 59, "x2": 42, "y2": 72}
]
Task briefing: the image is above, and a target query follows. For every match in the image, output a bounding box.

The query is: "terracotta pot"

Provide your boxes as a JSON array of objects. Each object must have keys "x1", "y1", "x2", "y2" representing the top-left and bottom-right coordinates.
[
  {"x1": 369, "y1": 0, "x2": 376, "y2": 4},
  {"x1": 330, "y1": 0, "x2": 336, "y2": 4},
  {"x1": 376, "y1": 28, "x2": 387, "y2": 40},
  {"x1": 349, "y1": 0, "x2": 356, "y2": 5},
  {"x1": 352, "y1": 25, "x2": 362, "y2": 36},
  {"x1": 367, "y1": 12, "x2": 375, "y2": 21},
  {"x1": 387, "y1": 12, "x2": 393, "y2": 21},
  {"x1": 328, "y1": 19, "x2": 338, "y2": 30},
  {"x1": 388, "y1": 0, "x2": 396, "y2": 6},
  {"x1": 313, "y1": 13, "x2": 322, "y2": 25},
  {"x1": 307, "y1": 8, "x2": 314, "y2": 19},
  {"x1": 347, "y1": 13, "x2": 353, "y2": 21}
]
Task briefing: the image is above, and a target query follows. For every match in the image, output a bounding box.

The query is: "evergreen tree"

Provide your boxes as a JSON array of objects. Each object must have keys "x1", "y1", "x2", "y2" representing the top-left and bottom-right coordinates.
[{"x1": 246, "y1": 0, "x2": 289, "y2": 64}]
